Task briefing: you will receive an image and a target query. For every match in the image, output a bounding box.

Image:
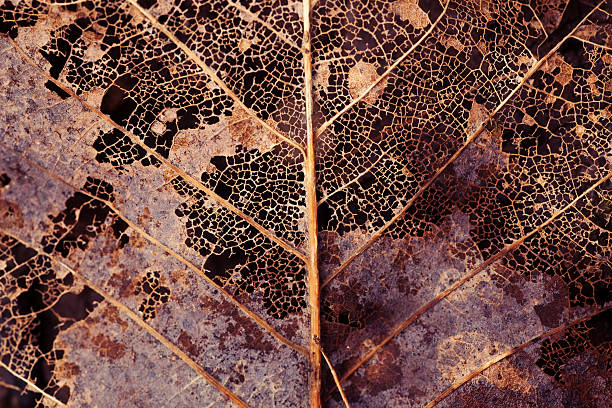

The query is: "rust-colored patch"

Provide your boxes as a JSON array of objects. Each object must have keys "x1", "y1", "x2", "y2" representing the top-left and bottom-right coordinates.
[
  {"x1": 492, "y1": 263, "x2": 526, "y2": 305},
  {"x1": 586, "y1": 73, "x2": 602, "y2": 97},
  {"x1": 169, "y1": 269, "x2": 189, "y2": 287},
  {"x1": 503, "y1": 282, "x2": 525, "y2": 305},
  {"x1": 55, "y1": 360, "x2": 81, "y2": 379},
  {"x1": 442, "y1": 35, "x2": 465, "y2": 52},
  {"x1": 108, "y1": 269, "x2": 137, "y2": 299},
  {"x1": 390, "y1": 0, "x2": 430, "y2": 29},
  {"x1": 483, "y1": 359, "x2": 534, "y2": 394},
  {"x1": 84, "y1": 315, "x2": 101, "y2": 328},
  {"x1": 128, "y1": 231, "x2": 148, "y2": 249},
  {"x1": 543, "y1": 53, "x2": 574, "y2": 87},
  {"x1": 397, "y1": 275, "x2": 420, "y2": 297},
  {"x1": 391, "y1": 241, "x2": 414, "y2": 271},
  {"x1": 238, "y1": 38, "x2": 252, "y2": 53},
  {"x1": 229, "y1": 106, "x2": 278, "y2": 151},
  {"x1": 177, "y1": 330, "x2": 201, "y2": 357},
  {"x1": 476, "y1": 161, "x2": 499, "y2": 182},
  {"x1": 101, "y1": 305, "x2": 129, "y2": 331},
  {"x1": 199, "y1": 295, "x2": 276, "y2": 353},
  {"x1": 574, "y1": 24, "x2": 600, "y2": 41},
  {"x1": 226, "y1": 315, "x2": 276, "y2": 354},
  {"x1": 351, "y1": 342, "x2": 403, "y2": 397},
  {"x1": 467, "y1": 102, "x2": 489, "y2": 134},
  {"x1": 138, "y1": 207, "x2": 152, "y2": 225},
  {"x1": 91, "y1": 333, "x2": 126, "y2": 360},
  {"x1": 534, "y1": 286, "x2": 568, "y2": 328},
  {"x1": 348, "y1": 61, "x2": 387, "y2": 104},
  {"x1": 172, "y1": 133, "x2": 192, "y2": 149},
  {"x1": 0, "y1": 198, "x2": 24, "y2": 228},
  {"x1": 162, "y1": 169, "x2": 177, "y2": 184}
]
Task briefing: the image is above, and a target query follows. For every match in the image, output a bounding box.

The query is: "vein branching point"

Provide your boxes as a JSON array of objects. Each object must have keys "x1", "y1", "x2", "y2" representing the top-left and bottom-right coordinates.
[{"x1": 0, "y1": 0, "x2": 609, "y2": 407}]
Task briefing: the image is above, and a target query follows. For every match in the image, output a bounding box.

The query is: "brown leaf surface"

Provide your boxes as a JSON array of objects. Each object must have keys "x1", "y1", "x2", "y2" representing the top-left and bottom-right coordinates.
[{"x1": 0, "y1": 0, "x2": 610, "y2": 407}]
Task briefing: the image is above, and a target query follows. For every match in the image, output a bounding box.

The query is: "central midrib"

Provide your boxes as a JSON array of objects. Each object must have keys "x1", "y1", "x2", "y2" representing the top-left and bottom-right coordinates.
[{"x1": 301, "y1": 1, "x2": 322, "y2": 407}]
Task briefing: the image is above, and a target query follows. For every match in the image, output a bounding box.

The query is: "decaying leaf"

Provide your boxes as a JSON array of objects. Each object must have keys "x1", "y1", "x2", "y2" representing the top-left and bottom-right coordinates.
[{"x1": 0, "y1": 0, "x2": 610, "y2": 407}]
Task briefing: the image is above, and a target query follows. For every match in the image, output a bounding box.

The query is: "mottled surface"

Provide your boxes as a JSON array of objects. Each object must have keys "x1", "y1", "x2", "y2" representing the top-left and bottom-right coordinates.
[{"x1": 0, "y1": 0, "x2": 610, "y2": 407}]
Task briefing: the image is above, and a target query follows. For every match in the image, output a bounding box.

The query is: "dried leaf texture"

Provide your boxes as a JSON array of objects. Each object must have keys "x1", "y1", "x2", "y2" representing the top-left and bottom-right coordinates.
[
  {"x1": 0, "y1": 0, "x2": 309, "y2": 406},
  {"x1": 319, "y1": 1, "x2": 612, "y2": 406},
  {"x1": 0, "y1": 0, "x2": 610, "y2": 407}
]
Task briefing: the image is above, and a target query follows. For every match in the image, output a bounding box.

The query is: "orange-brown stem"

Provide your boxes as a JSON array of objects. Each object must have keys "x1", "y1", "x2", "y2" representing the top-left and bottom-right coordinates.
[{"x1": 302, "y1": 0, "x2": 321, "y2": 407}]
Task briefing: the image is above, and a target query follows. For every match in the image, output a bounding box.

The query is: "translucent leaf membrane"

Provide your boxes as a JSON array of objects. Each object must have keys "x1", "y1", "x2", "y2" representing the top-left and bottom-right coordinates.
[
  {"x1": 322, "y1": 11, "x2": 612, "y2": 403},
  {"x1": 0, "y1": 19, "x2": 310, "y2": 407},
  {"x1": 0, "y1": 0, "x2": 307, "y2": 247},
  {"x1": 0, "y1": 38, "x2": 309, "y2": 331},
  {"x1": 57, "y1": 302, "x2": 235, "y2": 408},
  {"x1": 311, "y1": 0, "x2": 443, "y2": 122},
  {"x1": 435, "y1": 309, "x2": 612, "y2": 408},
  {"x1": 0, "y1": 232, "x2": 232, "y2": 408},
  {"x1": 0, "y1": 148, "x2": 309, "y2": 406},
  {"x1": 142, "y1": 0, "x2": 306, "y2": 143},
  {"x1": 327, "y1": 181, "x2": 611, "y2": 407},
  {"x1": 316, "y1": 0, "x2": 546, "y2": 255},
  {"x1": 0, "y1": 0, "x2": 610, "y2": 406}
]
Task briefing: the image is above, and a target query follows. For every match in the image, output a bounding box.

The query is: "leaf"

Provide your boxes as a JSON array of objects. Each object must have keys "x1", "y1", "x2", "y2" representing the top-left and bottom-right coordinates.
[{"x1": 0, "y1": 0, "x2": 610, "y2": 407}]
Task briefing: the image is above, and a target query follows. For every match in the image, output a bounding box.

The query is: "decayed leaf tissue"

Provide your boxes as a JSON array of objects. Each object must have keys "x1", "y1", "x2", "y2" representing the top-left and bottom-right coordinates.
[{"x1": 0, "y1": 0, "x2": 610, "y2": 407}]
